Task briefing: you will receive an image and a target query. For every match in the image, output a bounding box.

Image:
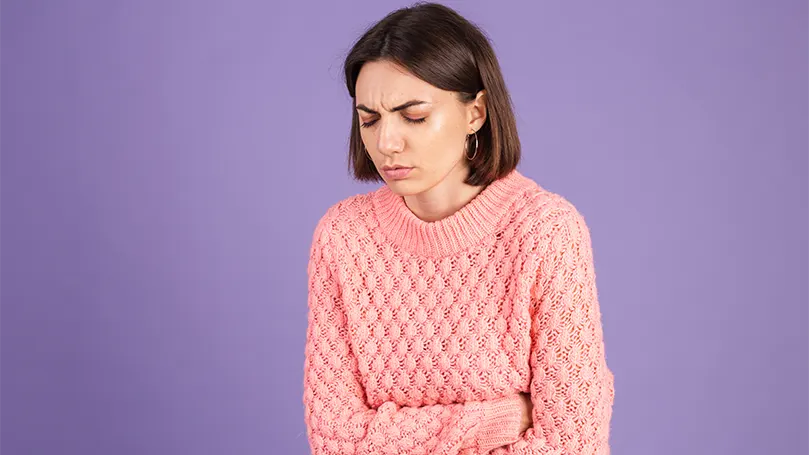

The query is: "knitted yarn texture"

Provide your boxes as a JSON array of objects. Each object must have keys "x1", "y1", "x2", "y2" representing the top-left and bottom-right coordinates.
[{"x1": 303, "y1": 169, "x2": 615, "y2": 454}]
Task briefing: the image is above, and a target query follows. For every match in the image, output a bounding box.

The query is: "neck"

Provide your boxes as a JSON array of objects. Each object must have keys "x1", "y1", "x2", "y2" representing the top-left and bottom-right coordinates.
[
  {"x1": 403, "y1": 167, "x2": 487, "y2": 223},
  {"x1": 371, "y1": 167, "x2": 534, "y2": 257}
]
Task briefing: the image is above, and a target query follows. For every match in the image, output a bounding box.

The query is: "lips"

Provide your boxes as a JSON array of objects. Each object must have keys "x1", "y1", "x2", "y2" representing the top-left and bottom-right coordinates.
[{"x1": 381, "y1": 166, "x2": 413, "y2": 180}]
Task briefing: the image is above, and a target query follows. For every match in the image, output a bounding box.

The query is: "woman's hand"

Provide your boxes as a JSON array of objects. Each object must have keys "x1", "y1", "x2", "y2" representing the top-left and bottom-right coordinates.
[{"x1": 518, "y1": 392, "x2": 533, "y2": 434}]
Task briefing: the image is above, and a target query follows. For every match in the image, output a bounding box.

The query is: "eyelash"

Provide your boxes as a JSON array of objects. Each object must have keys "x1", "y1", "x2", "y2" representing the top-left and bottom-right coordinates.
[{"x1": 360, "y1": 117, "x2": 426, "y2": 128}]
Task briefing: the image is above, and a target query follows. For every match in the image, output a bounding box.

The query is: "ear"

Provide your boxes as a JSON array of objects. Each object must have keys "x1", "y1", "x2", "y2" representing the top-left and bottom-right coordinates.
[{"x1": 466, "y1": 89, "x2": 487, "y2": 133}]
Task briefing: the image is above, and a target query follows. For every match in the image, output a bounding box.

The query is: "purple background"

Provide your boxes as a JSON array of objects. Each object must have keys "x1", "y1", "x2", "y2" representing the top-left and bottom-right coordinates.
[{"x1": 2, "y1": 1, "x2": 807, "y2": 454}]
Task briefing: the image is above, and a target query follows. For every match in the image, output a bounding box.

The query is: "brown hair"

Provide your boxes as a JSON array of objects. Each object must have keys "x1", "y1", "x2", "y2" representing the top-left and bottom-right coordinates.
[{"x1": 342, "y1": 2, "x2": 521, "y2": 186}]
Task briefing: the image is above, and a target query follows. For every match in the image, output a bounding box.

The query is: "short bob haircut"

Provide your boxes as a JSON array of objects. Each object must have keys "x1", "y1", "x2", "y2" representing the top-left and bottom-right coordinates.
[{"x1": 343, "y1": 2, "x2": 521, "y2": 187}]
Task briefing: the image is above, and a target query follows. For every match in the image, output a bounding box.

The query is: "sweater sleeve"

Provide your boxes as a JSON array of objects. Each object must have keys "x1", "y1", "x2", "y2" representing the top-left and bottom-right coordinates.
[
  {"x1": 302, "y1": 215, "x2": 524, "y2": 455},
  {"x1": 489, "y1": 207, "x2": 615, "y2": 455}
]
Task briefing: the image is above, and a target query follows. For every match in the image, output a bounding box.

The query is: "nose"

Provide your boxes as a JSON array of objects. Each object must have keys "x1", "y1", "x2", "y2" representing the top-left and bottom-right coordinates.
[{"x1": 376, "y1": 117, "x2": 404, "y2": 155}]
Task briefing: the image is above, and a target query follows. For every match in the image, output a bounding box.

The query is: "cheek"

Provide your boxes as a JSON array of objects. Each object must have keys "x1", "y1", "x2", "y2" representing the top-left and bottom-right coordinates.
[
  {"x1": 422, "y1": 114, "x2": 465, "y2": 152},
  {"x1": 425, "y1": 113, "x2": 452, "y2": 135},
  {"x1": 359, "y1": 130, "x2": 374, "y2": 151}
]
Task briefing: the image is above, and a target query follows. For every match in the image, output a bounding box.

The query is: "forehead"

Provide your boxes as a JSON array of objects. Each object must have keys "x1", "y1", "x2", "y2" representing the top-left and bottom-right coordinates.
[{"x1": 355, "y1": 60, "x2": 448, "y2": 108}]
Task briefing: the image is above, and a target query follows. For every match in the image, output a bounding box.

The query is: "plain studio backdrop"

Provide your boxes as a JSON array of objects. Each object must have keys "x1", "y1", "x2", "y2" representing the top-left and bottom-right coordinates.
[{"x1": 1, "y1": 1, "x2": 807, "y2": 454}]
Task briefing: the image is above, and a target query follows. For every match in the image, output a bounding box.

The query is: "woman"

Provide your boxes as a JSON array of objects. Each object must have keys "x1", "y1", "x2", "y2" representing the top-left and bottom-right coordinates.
[{"x1": 302, "y1": 3, "x2": 615, "y2": 454}]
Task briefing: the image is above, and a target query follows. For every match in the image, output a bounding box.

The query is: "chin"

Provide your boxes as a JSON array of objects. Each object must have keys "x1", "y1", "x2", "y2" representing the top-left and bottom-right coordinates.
[{"x1": 383, "y1": 177, "x2": 428, "y2": 197}]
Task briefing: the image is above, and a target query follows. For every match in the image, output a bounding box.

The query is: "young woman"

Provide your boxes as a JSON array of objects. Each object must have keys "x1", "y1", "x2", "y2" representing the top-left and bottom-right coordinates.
[{"x1": 303, "y1": 3, "x2": 615, "y2": 454}]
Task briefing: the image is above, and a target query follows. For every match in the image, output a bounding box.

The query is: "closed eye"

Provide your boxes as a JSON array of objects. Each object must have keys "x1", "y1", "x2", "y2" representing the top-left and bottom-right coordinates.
[
  {"x1": 360, "y1": 116, "x2": 427, "y2": 128},
  {"x1": 405, "y1": 117, "x2": 427, "y2": 125}
]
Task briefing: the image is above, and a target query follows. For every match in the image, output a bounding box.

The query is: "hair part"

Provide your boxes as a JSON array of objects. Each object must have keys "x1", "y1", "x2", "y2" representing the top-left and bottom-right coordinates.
[{"x1": 343, "y1": 1, "x2": 520, "y2": 186}]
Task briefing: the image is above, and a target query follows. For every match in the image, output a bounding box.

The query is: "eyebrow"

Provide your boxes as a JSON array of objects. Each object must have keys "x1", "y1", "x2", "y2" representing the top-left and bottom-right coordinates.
[{"x1": 355, "y1": 100, "x2": 429, "y2": 114}]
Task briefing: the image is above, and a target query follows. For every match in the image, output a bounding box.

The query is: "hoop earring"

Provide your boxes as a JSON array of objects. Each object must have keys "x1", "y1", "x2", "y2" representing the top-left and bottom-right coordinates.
[{"x1": 465, "y1": 131, "x2": 478, "y2": 160}]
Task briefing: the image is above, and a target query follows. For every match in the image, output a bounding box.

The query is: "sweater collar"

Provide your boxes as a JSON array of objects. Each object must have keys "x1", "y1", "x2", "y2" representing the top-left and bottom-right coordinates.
[{"x1": 371, "y1": 169, "x2": 536, "y2": 257}]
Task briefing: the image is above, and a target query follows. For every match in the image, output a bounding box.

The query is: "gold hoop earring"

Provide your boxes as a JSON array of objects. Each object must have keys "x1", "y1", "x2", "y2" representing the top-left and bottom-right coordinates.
[{"x1": 466, "y1": 131, "x2": 478, "y2": 160}]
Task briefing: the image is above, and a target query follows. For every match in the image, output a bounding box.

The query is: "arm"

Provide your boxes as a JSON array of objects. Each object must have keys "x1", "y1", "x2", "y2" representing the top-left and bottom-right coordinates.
[
  {"x1": 302, "y1": 214, "x2": 524, "y2": 455},
  {"x1": 490, "y1": 207, "x2": 615, "y2": 455}
]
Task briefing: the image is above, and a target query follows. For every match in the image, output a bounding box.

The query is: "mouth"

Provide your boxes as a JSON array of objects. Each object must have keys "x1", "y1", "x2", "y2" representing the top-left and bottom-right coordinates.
[{"x1": 381, "y1": 166, "x2": 414, "y2": 180}]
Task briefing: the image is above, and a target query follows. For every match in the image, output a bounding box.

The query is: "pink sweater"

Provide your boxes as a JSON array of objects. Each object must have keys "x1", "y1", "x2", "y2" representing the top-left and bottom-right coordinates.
[{"x1": 303, "y1": 169, "x2": 615, "y2": 455}]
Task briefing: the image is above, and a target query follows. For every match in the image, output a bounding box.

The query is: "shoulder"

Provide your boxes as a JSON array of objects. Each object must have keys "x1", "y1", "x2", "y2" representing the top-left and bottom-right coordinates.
[
  {"x1": 309, "y1": 189, "x2": 377, "y2": 253},
  {"x1": 510, "y1": 174, "x2": 592, "y2": 248}
]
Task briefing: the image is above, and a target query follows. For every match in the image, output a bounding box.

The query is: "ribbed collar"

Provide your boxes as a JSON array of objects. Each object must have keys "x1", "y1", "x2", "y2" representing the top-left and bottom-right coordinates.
[{"x1": 370, "y1": 169, "x2": 536, "y2": 257}]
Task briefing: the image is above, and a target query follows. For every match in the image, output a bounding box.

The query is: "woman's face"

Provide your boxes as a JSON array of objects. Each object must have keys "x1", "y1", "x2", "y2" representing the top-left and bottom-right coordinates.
[{"x1": 354, "y1": 60, "x2": 486, "y2": 196}]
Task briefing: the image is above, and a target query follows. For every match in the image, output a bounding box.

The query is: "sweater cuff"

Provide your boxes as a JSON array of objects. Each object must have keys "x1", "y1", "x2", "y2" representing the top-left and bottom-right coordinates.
[{"x1": 474, "y1": 395, "x2": 524, "y2": 453}]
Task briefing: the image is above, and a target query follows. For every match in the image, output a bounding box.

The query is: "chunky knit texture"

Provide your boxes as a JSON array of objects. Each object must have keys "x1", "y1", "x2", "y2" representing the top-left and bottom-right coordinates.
[{"x1": 303, "y1": 169, "x2": 615, "y2": 455}]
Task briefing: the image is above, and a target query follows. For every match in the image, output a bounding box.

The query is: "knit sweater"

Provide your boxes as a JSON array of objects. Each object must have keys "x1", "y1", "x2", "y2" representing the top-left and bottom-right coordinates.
[{"x1": 303, "y1": 169, "x2": 615, "y2": 455}]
